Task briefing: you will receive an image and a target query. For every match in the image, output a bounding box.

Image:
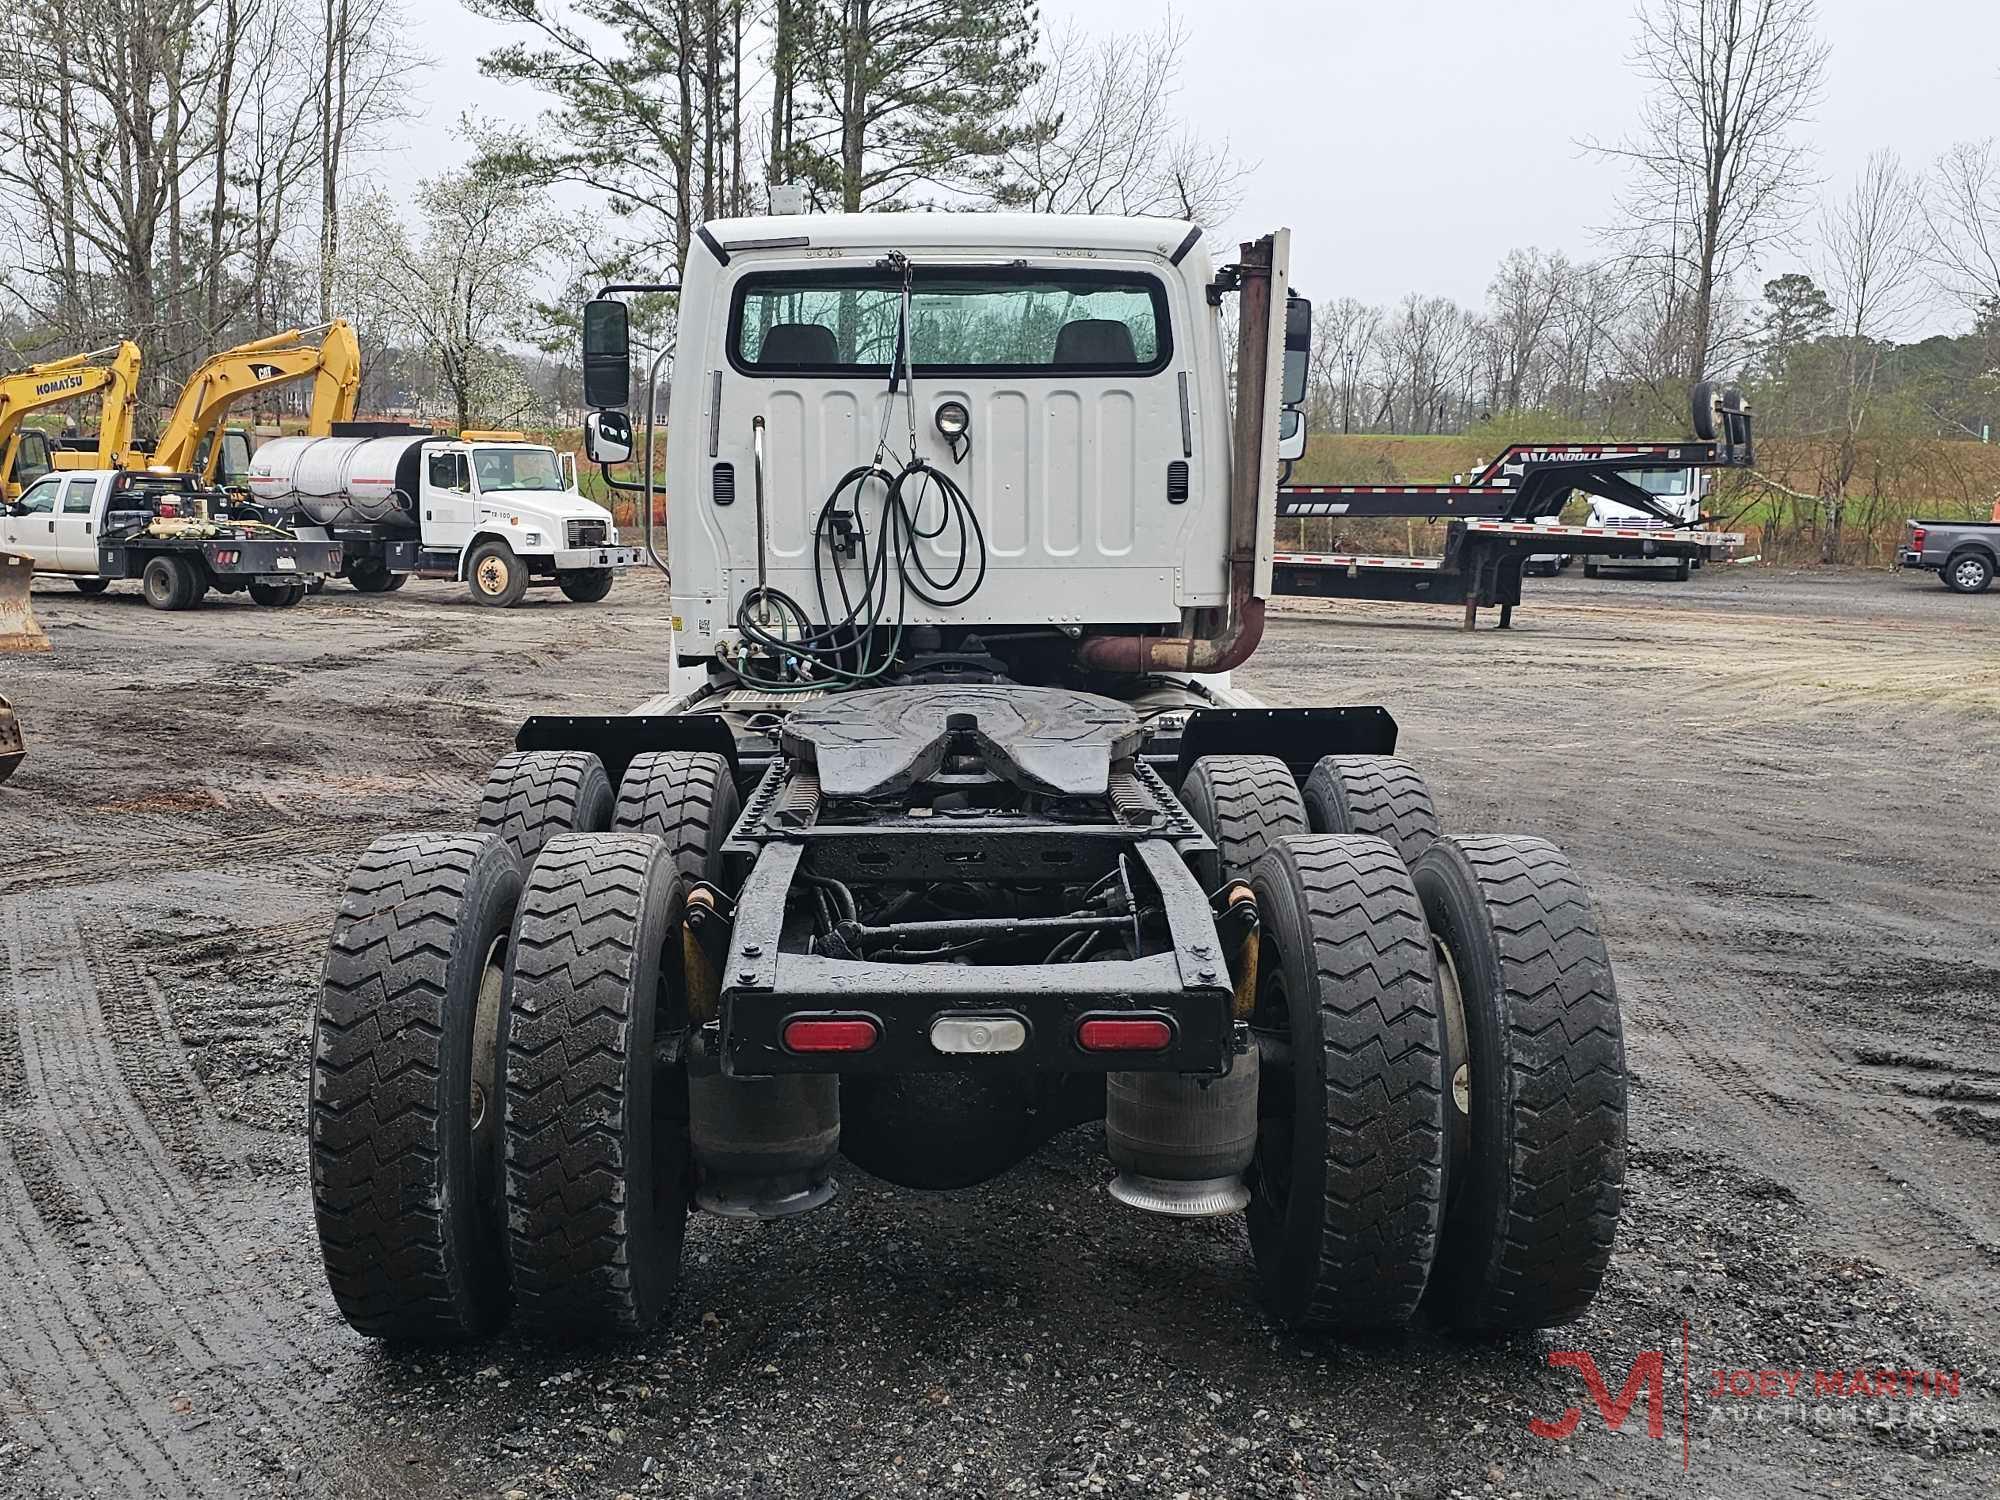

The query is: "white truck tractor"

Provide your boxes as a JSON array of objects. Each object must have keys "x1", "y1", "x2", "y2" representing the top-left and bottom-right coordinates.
[
  {"x1": 245, "y1": 427, "x2": 640, "y2": 605},
  {"x1": 1581, "y1": 468, "x2": 1709, "y2": 580},
  {"x1": 307, "y1": 215, "x2": 1627, "y2": 1347}
]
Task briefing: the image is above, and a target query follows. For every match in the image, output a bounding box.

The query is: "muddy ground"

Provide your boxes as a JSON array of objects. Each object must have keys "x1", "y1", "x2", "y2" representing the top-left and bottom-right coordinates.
[{"x1": 1, "y1": 564, "x2": 1996, "y2": 1499}]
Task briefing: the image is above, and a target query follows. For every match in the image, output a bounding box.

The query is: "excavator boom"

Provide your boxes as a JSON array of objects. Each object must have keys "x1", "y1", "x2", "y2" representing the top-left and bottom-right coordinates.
[
  {"x1": 0, "y1": 341, "x2": 143, "y2": 499},
  {"x1": 146, "y1": 320, "x2": 361, "y2": 480}
]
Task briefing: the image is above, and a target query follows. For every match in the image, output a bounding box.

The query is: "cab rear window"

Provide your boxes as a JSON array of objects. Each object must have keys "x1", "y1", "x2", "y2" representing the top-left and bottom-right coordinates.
[{"x1": 730, "y1": 267, "x2": 1171, "y2": 376}]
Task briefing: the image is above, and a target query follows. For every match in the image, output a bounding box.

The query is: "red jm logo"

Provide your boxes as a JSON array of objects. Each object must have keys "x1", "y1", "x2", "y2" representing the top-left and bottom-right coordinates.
[{"x1": 1530, "y1": 1350, "x2": 1668, "y2": 1441}]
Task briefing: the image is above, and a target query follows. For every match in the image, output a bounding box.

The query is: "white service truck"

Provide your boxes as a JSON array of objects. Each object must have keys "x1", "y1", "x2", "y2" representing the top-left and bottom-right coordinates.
[
  {"x1": 2, "y1": 467, "x2": 341, "y2": 609},
  {"x1": 1581, "y1": 468, "x2": 1709, "y2": 580},
  {"x1": 245, "y1": 426, "x2": 640, "y2": 606}
]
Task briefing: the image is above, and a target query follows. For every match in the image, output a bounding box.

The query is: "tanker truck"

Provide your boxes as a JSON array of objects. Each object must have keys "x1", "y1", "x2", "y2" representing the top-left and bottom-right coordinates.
[{"x1": 245, "y1": 424, "x2": 640, "y2": 606}]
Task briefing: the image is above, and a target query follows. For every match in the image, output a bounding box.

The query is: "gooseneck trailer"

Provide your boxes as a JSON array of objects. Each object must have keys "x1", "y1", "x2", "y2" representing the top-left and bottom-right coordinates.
[
  {"x1": 309, "y1": 215, "x2": 1629, "y2": 1347},
  {"x1": 1274, "y1": 418, "x2": 1754, "y2": 626}
]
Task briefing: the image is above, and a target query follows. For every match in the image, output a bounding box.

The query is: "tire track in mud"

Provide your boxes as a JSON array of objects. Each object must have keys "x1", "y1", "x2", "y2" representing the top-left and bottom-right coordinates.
[
  {"x1": 0, "y1": 896, "x2": 409, "y2": 1498},
  {"x1": 1614, "y1": 907, "x2": 2000, "y2": 1330}
]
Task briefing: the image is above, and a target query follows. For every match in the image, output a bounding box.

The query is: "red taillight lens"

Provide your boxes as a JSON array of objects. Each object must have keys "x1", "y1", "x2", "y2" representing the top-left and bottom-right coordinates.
[
  {"x1": 1910, "y1": 526, "x2": 1926, "y2": 550},
  {"x1": 215, "y1": 549, "x2": 239, "y2": 566},
  {"x1": 781, "y1": 1016, "x2": 879, "y2": 1053},
  {"x1": 1077, "y1": 1017, "x2": 1173, "y2": 1052}
]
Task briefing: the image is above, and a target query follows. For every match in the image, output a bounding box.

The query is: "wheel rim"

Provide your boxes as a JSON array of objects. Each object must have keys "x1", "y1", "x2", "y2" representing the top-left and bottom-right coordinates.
[
  {"x1": 1956, "y1": 560, "x2": 1985, "y2": 589},
  {"x1": 476, "y1": 555, "x2": 510, "y2": 595},
  {"x1": 470, "y1": 936, "x2": 506, "y2": 1210},
  {"x1": 1249, "y1": 961, "x2": 1296, "y2": 1217},
  {"x1": 1433, "y1": 936, "x2": 1472, "y2": 1202}
]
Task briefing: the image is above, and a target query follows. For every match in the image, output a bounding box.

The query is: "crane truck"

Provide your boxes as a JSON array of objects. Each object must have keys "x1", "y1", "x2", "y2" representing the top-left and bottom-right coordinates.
[{"x1": 308, "y1": 214, "x2": 1634, "y2": 1348}]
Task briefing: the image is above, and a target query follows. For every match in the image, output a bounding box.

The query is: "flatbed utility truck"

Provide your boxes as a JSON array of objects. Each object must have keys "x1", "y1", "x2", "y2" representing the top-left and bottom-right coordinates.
[
  {"x1": 3, "y1": 467, "x2": 340, "y2": 609},
  {"x1": 310, "y1": 214, "x2": 1629, "y2": 1345}
]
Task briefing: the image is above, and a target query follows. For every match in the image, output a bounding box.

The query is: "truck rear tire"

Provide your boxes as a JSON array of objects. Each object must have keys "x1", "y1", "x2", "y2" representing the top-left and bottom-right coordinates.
[
  {"x1": 73, "y1": 578, "x2": 109, "y2": 596},
  {"x1": 501, "y1": 833, "x2": 690, "y2": 1338},
  {"x1": 1945, "y1": 550, "x2": 1994, "y2": 594},
  {"x1": 557, "y1": 569, "x2": 615, "y2": 603},
  {"x1": 1246, "y1": 834, "x2": 1445, "y2": 1332},
  {"x1": 467, "y1": 540, "x2": 530, "y2": 607},
  {"x1": 348, "y1": 559, "x2": 404, "y2": 593},
  {"x1": 310, "y1": 832, "x2": 522, "y2": 1341},
  {"x1": 1672, "y1": 557, "x2": 1692, "y2": 582},
  {"x1": 142, "y1": 555, "x2": 198, "y2": 611},
  {"x1": 249, "y1": 581, "x2": 305, "y2": 607},
  {"x1": 1178, "y1": 754, "x2": 1308, "y2": 891},
  {"x1": 1582, "y1": 559, "x2": 1599, "y2": 579},
  {"x1": 476, "y1": 750, "x2": 614, "y2": 865},
  {"x1": 613, "y1": 750, "x2": 741, "y2": 890},
  {"x1": 1409, "y1": 835, "x2": 1625, "y2": 1331},
  {"x1": 1301, "y1": 755, "x2": 1440, "y2": 867}
]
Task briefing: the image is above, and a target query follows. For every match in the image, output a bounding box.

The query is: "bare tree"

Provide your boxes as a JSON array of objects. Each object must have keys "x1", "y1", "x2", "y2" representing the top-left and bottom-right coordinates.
[
  {"x1": 1487, "y1": 248, "x2": 1572, "y2": 411},
  {"x1": 1809, "y1": 151, "x2": 1926, "y2": 561},
  {"x1": 1587, "y1": 0, "x2": 1828, "y2": 382},
  {"x1": 998, "y1": 14, "x2": 1247, "y2": 226},
  {"x1": 1923, "y1": 139, "x2": 2000, "y2": 320},
  {"x1": 317, "y1": 0, "x2": 423, "y2": 322}
]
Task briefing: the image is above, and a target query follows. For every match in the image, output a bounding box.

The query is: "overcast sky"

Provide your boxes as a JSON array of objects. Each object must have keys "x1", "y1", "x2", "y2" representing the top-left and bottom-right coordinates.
[{"x1": 391, "y1": 0, "x2": 1999, "y2": 327}]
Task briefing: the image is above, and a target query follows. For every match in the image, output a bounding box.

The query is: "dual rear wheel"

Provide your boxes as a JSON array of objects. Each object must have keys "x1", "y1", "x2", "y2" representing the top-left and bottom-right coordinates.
[
  {"x1": 1181, "y1": 753, "x2": 1626, "y2": 1335},
  {"x1": 311, "y1": 748, "x2": 741, "y2": 1341}
]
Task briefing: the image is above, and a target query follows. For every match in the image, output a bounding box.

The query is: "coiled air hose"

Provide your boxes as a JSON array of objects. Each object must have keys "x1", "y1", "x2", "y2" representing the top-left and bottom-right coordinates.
[{"x1": 732, "y1": 454, "x2": 987, "y2": 689}]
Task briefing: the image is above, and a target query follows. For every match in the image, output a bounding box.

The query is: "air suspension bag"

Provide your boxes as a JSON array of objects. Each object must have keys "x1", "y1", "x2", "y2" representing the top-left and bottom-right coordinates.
[{"x1": 1105, "y1": 1046, "x2": 1259, "y2": 1217}]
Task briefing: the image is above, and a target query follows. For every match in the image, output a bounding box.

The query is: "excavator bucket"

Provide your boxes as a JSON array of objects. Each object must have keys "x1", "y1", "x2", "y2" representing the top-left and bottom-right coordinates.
[
  {"x1": 0, "y1": 694, "x2": 22, "y2": 785},
  {"x1": 0, "y1": 551, "x2": 49, "y2": 654}
]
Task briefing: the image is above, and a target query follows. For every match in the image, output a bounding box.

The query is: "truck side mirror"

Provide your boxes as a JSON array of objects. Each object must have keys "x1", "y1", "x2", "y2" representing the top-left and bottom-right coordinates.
[
  {"x1": 585, "y1": 410, "x2": 633, "y2": 466},
  {"x1": 1282, "y1": 293, "x2": 1312, "y2": 409},
  {"x1": 1277, "y1": 408, "x2": 1305, "y2": 464},
  {"x1": 582, "y1": 299, "x2": 631, "y2": 411}
]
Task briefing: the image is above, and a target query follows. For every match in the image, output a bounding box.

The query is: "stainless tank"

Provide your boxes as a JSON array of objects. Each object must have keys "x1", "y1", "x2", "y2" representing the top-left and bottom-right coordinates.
[{"x1": 245, "y1": 435, "x2": 425, "y2": 532}]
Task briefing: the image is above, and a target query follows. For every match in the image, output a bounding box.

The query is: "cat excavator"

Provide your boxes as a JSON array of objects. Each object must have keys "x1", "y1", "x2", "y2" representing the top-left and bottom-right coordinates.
[{"x1": 128, "y1": 320, "x2": 363, "y2": 485}]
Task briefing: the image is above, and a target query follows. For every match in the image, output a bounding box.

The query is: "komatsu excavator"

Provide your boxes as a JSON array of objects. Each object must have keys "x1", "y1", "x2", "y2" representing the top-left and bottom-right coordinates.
[
  {"x1": 0, "y1": 340, "x2": 143, "y2": 662},
  {"x1": 0, "y1": 340, "x2": 143, "y2": 501}
]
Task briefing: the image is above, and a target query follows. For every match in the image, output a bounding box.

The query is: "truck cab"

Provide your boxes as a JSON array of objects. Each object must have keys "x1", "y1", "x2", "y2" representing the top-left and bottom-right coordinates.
[
  {"x1": 1582, "y1": 468, "x2": 1708, "y2": 579},
  {"x1": 622, "y1": 214, "x2": 1262, "y2": 666}
]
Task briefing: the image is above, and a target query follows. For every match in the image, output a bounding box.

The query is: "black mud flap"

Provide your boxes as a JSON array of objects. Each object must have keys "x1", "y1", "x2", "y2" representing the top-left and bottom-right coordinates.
[
  {"x1": 1158, "y1": 705, "x2": 1398, "y2": 787},
  {"x1": 515, "y1": 713, "x2": 739, "y2": 786}
]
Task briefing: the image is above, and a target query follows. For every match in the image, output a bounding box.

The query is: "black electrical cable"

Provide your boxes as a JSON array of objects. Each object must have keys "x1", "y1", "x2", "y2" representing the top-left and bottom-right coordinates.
[{"x1": 733, "y1": 453, "x2": 987, "y2": 689}]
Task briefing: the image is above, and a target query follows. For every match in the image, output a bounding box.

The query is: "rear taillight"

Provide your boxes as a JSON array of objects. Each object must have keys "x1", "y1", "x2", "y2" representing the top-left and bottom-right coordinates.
[
  {"x1": 215, "y1": 549, "x2": 239, "y2": 566},
  {"x1": 1077, "y1": 1017, "x2": 1174, "y2": 1052},
  {"x1": 1910, "y1": 526, "x2": 1927, "y2": 550},
  {"x1": 781, "y1": 1016, "x2": 879, "y2": 1053}
]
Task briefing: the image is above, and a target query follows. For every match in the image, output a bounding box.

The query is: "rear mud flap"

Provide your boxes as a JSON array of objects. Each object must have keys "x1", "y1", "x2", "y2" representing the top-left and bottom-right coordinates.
[
  {"x1": 0, "y1": 552, "x2": 50, "y2": 654},
  {"x1": 0, "y1": 694, "x2": 23, "y2": 785}
]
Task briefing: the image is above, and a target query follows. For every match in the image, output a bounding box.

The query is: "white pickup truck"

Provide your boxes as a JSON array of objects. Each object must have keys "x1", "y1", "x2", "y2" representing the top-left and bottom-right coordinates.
[{"x1": 2, "y1": 468, "x2": 342, "y2": 610}]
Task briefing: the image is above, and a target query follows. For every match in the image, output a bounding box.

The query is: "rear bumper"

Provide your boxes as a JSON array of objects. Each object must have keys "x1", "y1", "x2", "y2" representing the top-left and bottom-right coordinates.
[
  {"x1": 720, "y1": 967, "x2": 1236, "y2": 1078},
  {"x1": 1899, "y1": 550, "x2": 1932, "y2": 570},
  {"x1": 716, "y1": 839, "x2": 1238, "y2": 1080}
]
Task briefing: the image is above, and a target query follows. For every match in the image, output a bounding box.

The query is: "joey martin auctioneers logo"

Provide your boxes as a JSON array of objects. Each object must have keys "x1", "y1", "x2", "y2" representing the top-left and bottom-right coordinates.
[{"x1": 1527, "y1": 1324, "x2": 1968, "y2": 1471}]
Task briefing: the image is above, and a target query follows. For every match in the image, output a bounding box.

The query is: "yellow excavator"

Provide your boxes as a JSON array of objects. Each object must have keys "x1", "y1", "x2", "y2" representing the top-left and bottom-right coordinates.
[
  {"x1": 0, "y1": 340, "x2": 142, "y2": 663},
  {"x1": 125, "y1": 320, "x2": 363, "y2": 485},
  {"x1": 1, "y1": 340, "x2": 144, "y2": 501}
]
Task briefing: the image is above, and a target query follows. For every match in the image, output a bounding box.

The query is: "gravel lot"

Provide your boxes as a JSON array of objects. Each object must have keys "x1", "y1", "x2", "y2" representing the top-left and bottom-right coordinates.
[{"x1": 1, "y1": 564, "x2": 1996, "y2": 1498}]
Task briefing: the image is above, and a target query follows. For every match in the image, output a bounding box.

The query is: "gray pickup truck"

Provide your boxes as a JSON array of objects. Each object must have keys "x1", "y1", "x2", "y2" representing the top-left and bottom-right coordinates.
[{"x1": 1901, "y1": 518, "x2": 1998, "y2": 594}]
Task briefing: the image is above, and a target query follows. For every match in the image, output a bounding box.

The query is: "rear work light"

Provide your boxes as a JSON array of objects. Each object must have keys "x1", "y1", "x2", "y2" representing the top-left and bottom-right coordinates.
[
  {"x1": 781, "y1": 1016, "x2": 880, "y2": 1053},
  {"x1": 1910, "y1": 526, "x2": 1927, "y2": 550},
  {"x1": 1077, "y1": 1017, "x2": 1174, "y2": 1052}
]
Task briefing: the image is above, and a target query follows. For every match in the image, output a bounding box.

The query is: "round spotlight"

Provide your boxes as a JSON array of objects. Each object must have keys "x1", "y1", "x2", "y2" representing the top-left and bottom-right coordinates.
[{"x1": 934, "y1": 400, "x2": 971, "y2": 440}]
